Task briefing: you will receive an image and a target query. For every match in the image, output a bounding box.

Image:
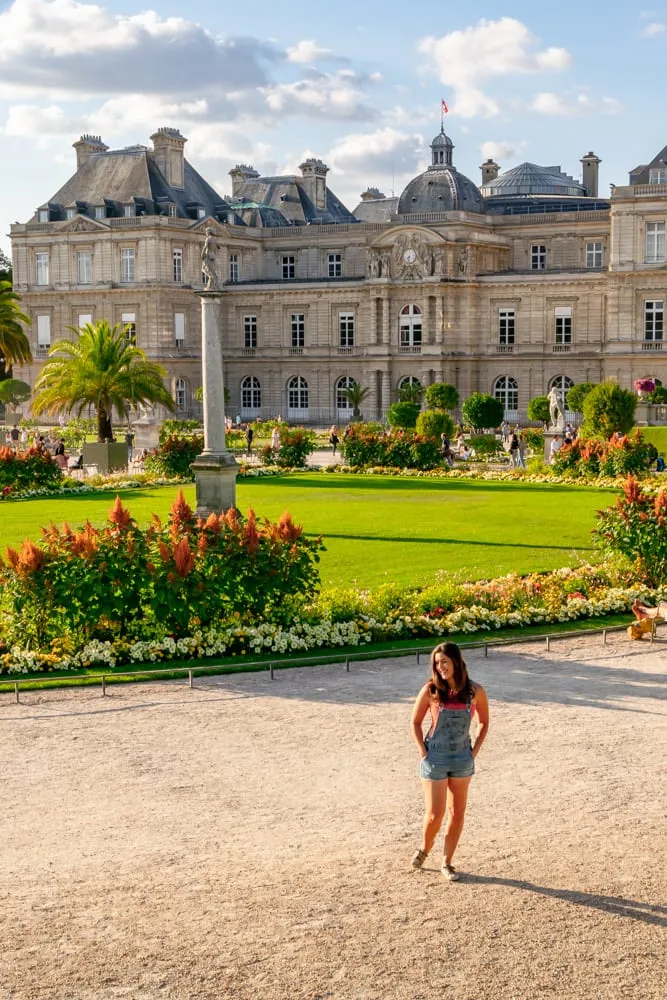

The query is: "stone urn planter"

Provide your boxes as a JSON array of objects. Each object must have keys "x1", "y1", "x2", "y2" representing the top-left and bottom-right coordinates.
[{"x1": 82, "y1": 441, "x2": 129, "y2": 474}]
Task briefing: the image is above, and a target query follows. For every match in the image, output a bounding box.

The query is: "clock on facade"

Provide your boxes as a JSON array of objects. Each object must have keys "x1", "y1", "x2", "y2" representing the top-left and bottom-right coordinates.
[{"x1": 403, "y1": 248, "x2": 417, "y2": 264}]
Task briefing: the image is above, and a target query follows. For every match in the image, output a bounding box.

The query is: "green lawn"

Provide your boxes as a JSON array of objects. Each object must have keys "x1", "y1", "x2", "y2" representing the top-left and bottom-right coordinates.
[
  {"x1": 0, "y1": 474, "x2": 617, "y2": 588},
  {"x1": 638, "y1": 426, "x2": 667, "y2": 454}
]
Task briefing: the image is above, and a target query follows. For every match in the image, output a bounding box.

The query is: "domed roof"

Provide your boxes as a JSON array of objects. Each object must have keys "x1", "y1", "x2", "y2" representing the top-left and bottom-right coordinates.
[
  {"x1": 481, "y1": 162, "x2": 586, "y2": 198},
  {"x1": 397, "y1": 126, "x2": 485, "y2": 215}
]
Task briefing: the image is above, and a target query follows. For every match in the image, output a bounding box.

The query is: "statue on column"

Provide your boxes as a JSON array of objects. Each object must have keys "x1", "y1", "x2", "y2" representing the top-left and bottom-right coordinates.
[
  {"x1": 547, "y1": 385, "x2": 565, "y2": 430},
  {"x1": 201, "y1": 228, "x2": 221, "y2": 290}
]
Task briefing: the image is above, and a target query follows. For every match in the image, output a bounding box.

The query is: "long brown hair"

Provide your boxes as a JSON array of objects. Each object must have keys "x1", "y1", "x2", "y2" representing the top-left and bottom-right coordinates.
[{"x1": 428, "y1": 642, "x2": 473, "y2": 703}]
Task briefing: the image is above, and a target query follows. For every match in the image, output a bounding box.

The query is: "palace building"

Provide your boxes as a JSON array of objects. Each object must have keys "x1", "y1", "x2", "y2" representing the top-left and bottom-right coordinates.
[{"x1": 9, "y1": 125, "x2": 667, "y2": 425}]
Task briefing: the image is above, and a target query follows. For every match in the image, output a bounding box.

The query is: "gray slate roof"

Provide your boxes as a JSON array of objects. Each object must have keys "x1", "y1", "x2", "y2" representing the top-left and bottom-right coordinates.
[
  {"x1": 352, "y1": 196, "x2": 399, "y2": 222},
  {"x1": 397, "y1": 165, "x2": 484, "y2": 215},
  {"x1": 481, "y1": 162, "x2": 585, "y2": 198},
  {"x1": 629, "y1": 144, "x2": 667, "y2": 184},
  {"x1": 232, "y1": 176, "x2": 357, "y2": 225}
]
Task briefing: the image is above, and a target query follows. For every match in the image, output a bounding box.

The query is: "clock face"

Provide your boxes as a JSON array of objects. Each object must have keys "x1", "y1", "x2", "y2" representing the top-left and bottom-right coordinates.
[{"x1": 403, "y1": 248, "x2": 417, "y2": 264}]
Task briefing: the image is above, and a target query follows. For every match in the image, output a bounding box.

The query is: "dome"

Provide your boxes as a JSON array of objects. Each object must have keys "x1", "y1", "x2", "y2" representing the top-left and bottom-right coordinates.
[
  {"x1": 397, "y1": 126, "x2": 485, "y2": 215},
  {"x1": 481, "y1": 162, "x2": 586, "y2": 199}
]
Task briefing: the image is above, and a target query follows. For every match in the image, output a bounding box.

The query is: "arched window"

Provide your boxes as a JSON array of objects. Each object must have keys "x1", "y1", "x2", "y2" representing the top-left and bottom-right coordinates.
[
  {"x1": 398, "y1": 375, "x2": 421, "y2": 393},
  {"x1": 241, "y1": 375, "x2": 261, "y2": 412},
  {"x1": 397, "y1": 375, "x2": 422, "y2": 402},
  {"x1": 336, "y1": 375, "x2": 356, "y2": 412},
  {"x1": 399, "y1": 304, "x2": 422, "y2": 351},
  {"x1": 548, "y1": 374, "x2": 574, "y2": 401},
  {"x1": 287, "y1": 375, "x2": 309, "y2": 415},
  {"x1": 493, "y1": 375, "x2": 518, "y2": 413},
  {"x1": 174, "y1": 377, "x2": 188, "y2": 411}
]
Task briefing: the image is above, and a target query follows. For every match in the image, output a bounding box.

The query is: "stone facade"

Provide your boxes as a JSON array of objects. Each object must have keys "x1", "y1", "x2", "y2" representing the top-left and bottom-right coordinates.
[{"x1": 9, "y1": 129, "x2": 667, "y2": 426}]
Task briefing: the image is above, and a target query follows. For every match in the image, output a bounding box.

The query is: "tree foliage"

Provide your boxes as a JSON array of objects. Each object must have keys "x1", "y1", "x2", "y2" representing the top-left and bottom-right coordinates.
[
  {"x1": 0, "y1": 281, "x2": 32, "y2": 366},
  {"x1": 387, "y1": 401, "x2": 420, "y2": 429},
  {"x1": 581, "y1": 381, "x2": 636, "y2": 439},
  {"x1": 527, "y1": 395, "x2": 550, "y2": 424},
  {"x1": 339, "y1": 381, "x2": 370, "y2": 419},
  {"x1": 0, "y1": 249, "x2": 11, "y2": 283},
  {"x1": 415, "y1": 409, "x2": 454, "y2": 441},
  {"x1": 565, "y1": 381, "x2": 597, "y2": 414},
  {"x1": 0, "y1": 378, "x2": 31, "y2": 406},
  {"x1": 32, "y1": 320, "x2": 175, "y2": 441},
  {"x1": 424, "y1": 382, "x2": 459, "y2": 411},
  {"x1": 461, "y1": 393, "x2": 504, "y2": 431},
  {"x1": 397, "y1": 381, "x2": 422, "y2": 404}
]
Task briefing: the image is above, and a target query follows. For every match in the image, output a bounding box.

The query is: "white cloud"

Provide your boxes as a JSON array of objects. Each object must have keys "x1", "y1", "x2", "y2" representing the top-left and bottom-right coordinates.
[
  {"x1": 286, "y1": 40, "x2": 333, "y2": 63},
  {"x1": 531, "y1": 92, "x2": 622, "y2": 116},
  {"x1": 480, "y1": 140, "x2": 525, "y2": 165},
  {"x1": 261, "y1": 72, "x2": 379, "y2": 120},
  {"x1": 4, "y1": 103, "x2": 81, "y2": 137},
  {"x1": 185, "y1": 122, "x2": 272, "y2": 165},
  {"x1": 640, "y1": 21, "x2": 666, "y2": 35},
  {"x1": 418, "y1": 18, "x2": 572, "y2": 118},
  {"x1": 327, "y1": 126, "x2": 425, "y2": 176}
]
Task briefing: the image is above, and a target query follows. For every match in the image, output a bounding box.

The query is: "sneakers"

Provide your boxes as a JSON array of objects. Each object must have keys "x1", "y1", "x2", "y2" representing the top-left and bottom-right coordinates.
[
  {"x1": 411, "y1": 848, "x2": 428, "y2": 869},
  {"x1": 441, "y1": 863, "x2": 459, "y2": 881}
]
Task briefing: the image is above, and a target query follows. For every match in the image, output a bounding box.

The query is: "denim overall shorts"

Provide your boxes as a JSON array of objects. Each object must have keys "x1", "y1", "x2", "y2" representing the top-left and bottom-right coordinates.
[{"x1": 420, "y1": 694, "x2": 475, "y2": 781}]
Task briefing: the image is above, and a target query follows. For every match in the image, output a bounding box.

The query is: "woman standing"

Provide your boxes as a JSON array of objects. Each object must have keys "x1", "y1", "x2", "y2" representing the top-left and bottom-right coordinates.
[{"x1": 410, "y1": 642, "x2": 489, "y2": 880}]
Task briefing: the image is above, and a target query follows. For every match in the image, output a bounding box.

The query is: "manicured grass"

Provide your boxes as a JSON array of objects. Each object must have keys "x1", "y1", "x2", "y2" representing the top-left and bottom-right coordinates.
[
  {"x1": 638, "y1": 426, "x2": 667, "y2": 455},
  {"x1": 0, "y1": 474, "x2": 617, "y2": 588}
]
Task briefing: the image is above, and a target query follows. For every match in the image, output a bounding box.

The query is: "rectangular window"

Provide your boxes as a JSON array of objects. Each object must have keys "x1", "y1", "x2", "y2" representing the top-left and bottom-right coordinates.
[
  {"x1": 121, "y1": 311, "x2": 136, "y2": 345},
  {"x1": 123, "y1": 204, "x2": 134, "y2": 218},
  {"x1": 244, "y1": 315, "x2": 257, "y2": 349},
  {"x1": 120, "y1": 248, "x2": 135, "y2": 282},
  {"x1": 173, "y1": 248, "x2": 183, "y2": 283},
  {"x1": 645, "y1": 222, "x2": 665, "y2": 264},
  {"x1": 37, "y1": 315, "x2": 51, "y2": 347},
  {"x1": 167, "y1": 204, "x2": 177, "y2": 217},
  {"x1": 649, "y1": 168, "x2": 667, "y2": 184},
  {"x1": 282, "y1": 255, "x2": 295, "y2": 280},
  {"x1": 229, "y1": 254, "x2": 239, "y2": 283},
  {"x1": 76, "y1": 251, "x2": 92, "y2": 284},
  {"x1": 94, "y1": 205, "x2": 106, "y2": 220},
  {"x1": 586, "y1": 242, "x2": 603, "y2": 268},
  {"x1": 66, "y1": 207, "x2": 76, "y2": 220},
  {"x1": 498, "y1": 309, "x2": 515, "y2": 345},
  {"x1": 645, "y1": 300, "x2": 664, "y2": 341},
  {"x1": 328, "y1": 253, "x2": 342, "y2": 278},
  {"x1": 291, "y1": 313, "x2": 305, "y2": 348},
  {"x1": 197, "y1": 208, "x2": 206, "y2": 219},
  {"x1": 531, "y1": 245, "x2": 546, "y2": 270},
  {"x1": 78, "y1": 313, "x2": 93, "y2": 329},
  {"x1": 38, "y1": 209, "x2": 49, "y2": 223},
  {"x1": 555, "y1": 307, "x2": 572, "y2": 345},
  {"x1": 339, "y1": 312, "x2": 354, "y2": 347},
  {"x1": 174, "y1": 312, "x2": 185, "y2": 346},
  {"x1": 35, "y1": 252, "x2": 49, "y2": 285}
]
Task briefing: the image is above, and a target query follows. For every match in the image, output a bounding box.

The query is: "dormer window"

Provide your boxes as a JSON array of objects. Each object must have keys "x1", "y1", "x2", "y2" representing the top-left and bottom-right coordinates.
[
  {"x1": 66, "y1": 207, "x2": 77, "y2": 220},
  {"x1": 38, "y1": 209, "x2": 49, "y2": 223},
  {"x1": 649, "y1": 167, "x2": 667, "y2": 184},
  {"x1": 123, "y1": 204, "x2": 135, "y2": 218},
  {"x1": 167, "y1": 204, "x2": 177, "y2": 217},
  {"x1": 197, "y1": 208, "x2": 206, "y2": 219},
  {"x1": 94, "y1": 205, "x2": 106, "y2": 220}
]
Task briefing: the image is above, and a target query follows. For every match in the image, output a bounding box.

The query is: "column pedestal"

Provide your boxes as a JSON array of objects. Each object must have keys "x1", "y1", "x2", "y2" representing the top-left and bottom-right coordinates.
[
  {"x1": 192, "y1": 291, "x2": 238, "y2": 515},
  {"x1": 543, "y1": 428, "x2": 564, "y2": 466}
]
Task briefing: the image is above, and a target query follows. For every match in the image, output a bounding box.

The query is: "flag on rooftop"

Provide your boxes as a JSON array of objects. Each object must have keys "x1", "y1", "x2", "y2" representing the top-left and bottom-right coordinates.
[{"x1": 441, "y1": 99, "x2": 449, "y2": 114}]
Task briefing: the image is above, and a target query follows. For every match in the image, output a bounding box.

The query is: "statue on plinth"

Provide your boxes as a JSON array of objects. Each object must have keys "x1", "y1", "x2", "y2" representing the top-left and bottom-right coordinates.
[
  {"x1": 201, "y1": 228, "x2": 221, "y2": 290},
  {"x1": 548, "y1": 386, "x2": 565, "y2": 430}
]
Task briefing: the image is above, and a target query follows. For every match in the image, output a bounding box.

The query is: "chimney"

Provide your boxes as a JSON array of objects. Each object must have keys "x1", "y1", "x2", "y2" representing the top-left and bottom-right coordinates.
[
  {"x1": 73, "y1": 134, "x2": 108, "y2": 170},
  {"x1": 480, "y1": 158, "x2": 500, "y2": 186},
  {"x1": 360, "y1": 187, "x2": 385, "y2": 201},
  {"x1": 581, "y1": 151, "x2": 601, "y2": 198},
  {"x1": 228, "y1": 164, "x2": 260, "y2": 198},
  {"x1": 150, "y1": 127, "x2": 187, "y2": 189},
  {"x1": 299, "y1": 157, "x2": 329, "y2": 211}
]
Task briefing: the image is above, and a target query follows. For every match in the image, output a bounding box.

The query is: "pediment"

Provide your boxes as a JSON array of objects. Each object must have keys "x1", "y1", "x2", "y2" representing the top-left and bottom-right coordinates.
[
  {"x1": 370, "y1": 225, "x2": 441, "y2": 249},
  {"x1": 191, "y1": 216, "x2": 225, "y2": 234},
  {"x1": 58, "y1": 215, "x2": 108, "y2": 234}
]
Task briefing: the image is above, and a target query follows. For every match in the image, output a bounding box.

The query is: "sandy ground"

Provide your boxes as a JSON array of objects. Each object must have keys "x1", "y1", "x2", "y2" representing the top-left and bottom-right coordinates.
[{"x1": 0, "y1": 633, "x2": 665, "y2": 1000}]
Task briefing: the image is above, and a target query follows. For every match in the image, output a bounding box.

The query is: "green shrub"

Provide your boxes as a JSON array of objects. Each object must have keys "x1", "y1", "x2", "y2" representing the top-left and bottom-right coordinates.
[
  {"x1": 159, "y1": 419, "x2": 202, "y2": 445},
  {"x1": 527, "y1": 395, "x2": 550, "y2": 424},
  {"x1": 416, "y1": 409, "x2": 454, "y2": 441},
  {"x1": 262, "y1": 426, "x2": 316, "y2": 468},
  {"x1": 467, "y1": 433, "x2": 500, "y2": 459},
  {"x1": 594, "y1": 477, "x2": 667, "y2": 586},
  {"x1": 462, "y1": 393, "x2": 504, "y2": 431},
  {"x1": 647, "y1": 385, "x2": 667, "y2": 403},
  {"x1": 581, "y1": 382, "x2": 637, "y2": 439},
  {"x1": 339, "y1": 426, "x2": 441, "y2": 469},
  {"x1": 387, "y1": 401, "x2": 420, "y2": 429},
  {"x1": 145, "y1": 434, "x2": 203, "y2": 479},
  {"x1": 0, "y1": 493, "x2": 324, "y2": 647},
  {"x1": 522, "y1": 428, "x2": 544, "y2": 453},
  {"x1": 551, "y1": 431, "x2": 653, "y2": 478},
  {"x1": 0, "y1": 445, "x2": 63, "y2": 493},
  {"x1": 424, "y1": 382, "x2": 459, "y2": 411},
  {"x1": 566, "y1": 382, "x2": 597, "y2": 414}
]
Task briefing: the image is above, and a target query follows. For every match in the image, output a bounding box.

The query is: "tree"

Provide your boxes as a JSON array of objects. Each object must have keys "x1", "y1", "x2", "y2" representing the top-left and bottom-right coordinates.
[
  {"x1": 565, "y1": 381, "x2": 597, "y2": 414},
  {"x1": 387, "y1": 401, "x2": 420, "y2": 429},
  {"x1": 32, "y1": 320, "x2": 175, "y2": 441},
  {"x1": 416, "y1": 409, "x2": 454, "y2": 440},
  {"x1": 461, "y1": 393, "x2": 504, "y2": 431},
  {"x1": 424, "y1": 382, "x2": 459, "y2": 411},
  {"x1": 397, "y1": 381, "x2": 422, "y2": 404},
  {"x1": 0, "y1": 281, "x2": 32, "y2": 366},
  {"x1": 581, "y1": 381, "x2": 636, "y2": 439},
  {"x1": 0, "y1": 378, "x2": 31, "y2": 407},
  {"x1": 340, "y1": 382, "x2": 370, "y2": 420},
  {"x1": 527, "y1": 395, "x2": 550, "y2": 424},
  {"x1": 0, "y1": 249, "x2": 11, "y2": 283}
]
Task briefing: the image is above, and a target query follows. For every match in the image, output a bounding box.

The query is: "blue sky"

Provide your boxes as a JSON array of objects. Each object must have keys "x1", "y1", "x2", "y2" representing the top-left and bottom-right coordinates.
[{"x1": 1, "y1": 0, "x2": 666, "y2": 253}]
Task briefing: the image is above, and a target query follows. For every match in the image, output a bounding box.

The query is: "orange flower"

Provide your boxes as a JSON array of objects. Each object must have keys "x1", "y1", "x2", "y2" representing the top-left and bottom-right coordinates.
[
  {"x1": 18, "y1": 539, "x2": 46, "y2": 575},
  {"x1": 204, "y1": 512, "x2": 222, "y2": 535},
  {"x1": 173, "y1": 537, "x2": 195, "y2": 577},
  {"x1": 6, "y1": 547, "x2": 20, "y2": 569},
  {"x1": 109, "y1": 496, "x2": 132, "y2": 529},
  {"x1": 243, "y1": 509, "x2": 259, "y2": 554},
  {"x1": 277, "y1": 511, "x2": 302, "y2": 542},
  {"x1": 170, "y1": 490, "x2": 194, "y2": 538},
  {"x1": 623, "y1": 477, "x2": 642, "y2": 504}
]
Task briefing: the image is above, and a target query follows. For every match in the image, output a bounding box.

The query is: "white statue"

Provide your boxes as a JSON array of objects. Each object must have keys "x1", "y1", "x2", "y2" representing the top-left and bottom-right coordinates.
[
  {"x1": 548, "y1": 386, "x2": 565, "y2": 429},
  {"x1": 201, "y1": 228, "x2": 220, "y2": 290}
]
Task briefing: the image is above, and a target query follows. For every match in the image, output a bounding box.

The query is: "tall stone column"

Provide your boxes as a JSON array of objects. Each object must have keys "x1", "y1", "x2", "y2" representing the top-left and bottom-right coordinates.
[{"x1": 191, "y1": 291, "x2": 238, "y2": 515}]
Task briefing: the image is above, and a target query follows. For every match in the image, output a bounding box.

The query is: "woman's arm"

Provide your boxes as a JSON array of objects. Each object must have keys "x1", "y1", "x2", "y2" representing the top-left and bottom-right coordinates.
[
  {"x1": 410, "y1": 685, "x2": 432, "y2": 758},
  {"x1": 471, "y1": 684, "x2": 490, "y2": 758}
]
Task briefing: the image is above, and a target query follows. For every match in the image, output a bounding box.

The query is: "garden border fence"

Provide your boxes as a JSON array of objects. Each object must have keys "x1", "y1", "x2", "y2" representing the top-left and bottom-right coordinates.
[{"x1": 4, "y1": 620, "x2": 661, "y2": 704}]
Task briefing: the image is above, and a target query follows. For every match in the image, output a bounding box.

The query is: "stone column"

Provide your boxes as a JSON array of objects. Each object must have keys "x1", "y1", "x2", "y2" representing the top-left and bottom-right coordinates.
[{"x1": 191, "y1": 291, "x2": 238, "y2": 515}]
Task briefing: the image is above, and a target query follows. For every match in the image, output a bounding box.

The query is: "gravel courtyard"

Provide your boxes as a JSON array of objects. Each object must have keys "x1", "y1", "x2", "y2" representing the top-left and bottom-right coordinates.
[{"x1": 1, "y1": 633, "x2": 665, "y2": 1000}]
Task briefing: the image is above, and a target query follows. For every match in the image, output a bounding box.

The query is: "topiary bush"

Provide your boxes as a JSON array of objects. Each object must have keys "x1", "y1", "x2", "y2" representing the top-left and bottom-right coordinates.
[
  {"x1": 581, "y1": 382, "x2": 637, "y2": 439},
  {"x1": 387, "y1": 401, "x2": 420, "y2": 429},
  {"x1": 565, "y1": 382, "x2": 597, "y2": 414},
  {"x1": 424, "y1": 382, "x2": 459, "y2": 411},
  {"x1": 527, "y1": 396, "x2": 550, "y2": 425},
  {"x1": 415, "y1": 410, "x2": 454, "y2": 441},
  {"x1": 462, "y1": 393, "x2": 504, "y2": 431}
]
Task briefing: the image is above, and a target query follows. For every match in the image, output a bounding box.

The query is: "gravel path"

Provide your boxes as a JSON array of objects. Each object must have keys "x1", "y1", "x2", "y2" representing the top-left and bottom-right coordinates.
[{"x1": 1, "y1": 633, "x2": 665, "y2": 1000}]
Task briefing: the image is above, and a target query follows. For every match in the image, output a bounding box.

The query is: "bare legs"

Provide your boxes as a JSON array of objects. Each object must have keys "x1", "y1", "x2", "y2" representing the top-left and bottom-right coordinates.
[{"x1": 420, "y1": 777, "x2": 472, "y2": 863}]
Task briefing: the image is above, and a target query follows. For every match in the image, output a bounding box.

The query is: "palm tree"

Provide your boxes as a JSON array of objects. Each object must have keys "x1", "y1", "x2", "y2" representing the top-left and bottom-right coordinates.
[
  {"x1": 397, "y1": 381, "x2": 422, "y2": 404},
  {"x1": 0, "y1": 281, "x2": 32, "y2": 366},
  {"x1": 340, "y1": 381, "x2": 370, "y2": 420},
  {"x1": 32, "y1": 320, "x2": 175, "y2": 441}
]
